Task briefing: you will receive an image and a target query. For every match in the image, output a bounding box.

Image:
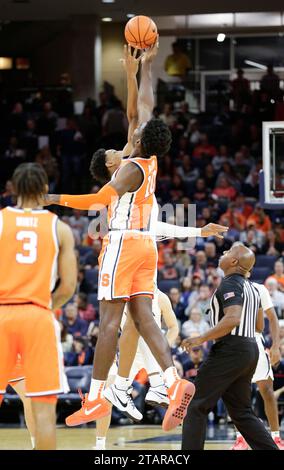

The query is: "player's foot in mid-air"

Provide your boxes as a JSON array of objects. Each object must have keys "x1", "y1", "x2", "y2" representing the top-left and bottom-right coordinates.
[
  {"x1": 145, "y1": 385, "x2": 169, "y2": 408},
  {"x1": 231, "y1": 436, "x2": 249, "y2": 450},
  {"x1": 162, "y1": 379, "x2": 195, "y2": 432},
  {"x1": 103, "y1": 384, "x2": 143, "y2": 422},
  {"x1": 65, "y1": 391, "x2": 111, "y2": 427}
]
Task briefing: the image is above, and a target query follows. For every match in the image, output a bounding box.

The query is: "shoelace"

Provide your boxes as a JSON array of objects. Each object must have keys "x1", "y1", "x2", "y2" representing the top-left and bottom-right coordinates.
[
  {"x1": 78, "y1": 388, "x2": 86, "y2": 407},
  {"x1": 125, "y1": 386, "x2": 137, "y2": 410}
]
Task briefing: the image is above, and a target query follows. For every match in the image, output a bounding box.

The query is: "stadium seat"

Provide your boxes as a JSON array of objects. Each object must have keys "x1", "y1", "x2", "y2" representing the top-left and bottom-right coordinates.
[
  {"x1": 65, "y1": 366, "x2": 92, "y2": 394},
  {"x1": 78, "y1": 246, "x2": 93, "y2": 258},
  {"x1": 254, "y1": 255, "x2": 277, "y2": 270},
  {"x1": 250, "y1": 267, "x2": 272, "y2": 282},
  {"x1": 158, "y1": 279, "x2": 181, "y2": 293}
]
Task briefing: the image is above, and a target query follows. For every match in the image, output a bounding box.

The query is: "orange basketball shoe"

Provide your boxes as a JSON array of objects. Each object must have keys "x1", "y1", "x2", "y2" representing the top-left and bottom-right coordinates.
[
  {"x1": 162, "y1": 379, "x2": 195, "y2": 432},
  {"x1": 65, "y1": 390, "x2": 111, "y2": 427}
]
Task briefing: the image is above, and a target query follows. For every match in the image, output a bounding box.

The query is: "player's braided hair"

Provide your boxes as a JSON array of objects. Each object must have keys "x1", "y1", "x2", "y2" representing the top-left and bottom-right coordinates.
[
  {"x1": 141, "y1": 118, "x2": 172, "y2": 158},
  {"x1": 12, "y1": 163, "x2": 48, "y2": 202},
  {"x1": 90, "y1": 149, "x2": 110, "y2": 185}
]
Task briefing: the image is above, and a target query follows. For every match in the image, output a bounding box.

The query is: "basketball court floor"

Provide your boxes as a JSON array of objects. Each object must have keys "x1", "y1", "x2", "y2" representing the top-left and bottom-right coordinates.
[{"x1": 0, "y1": 424, "x2": 237, "y2": 450}]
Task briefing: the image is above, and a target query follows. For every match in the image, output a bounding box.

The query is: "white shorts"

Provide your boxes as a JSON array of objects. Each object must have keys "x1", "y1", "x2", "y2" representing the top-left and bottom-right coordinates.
[{"x1": 252, "y1": 333, "x2": 274, "y2": 383}]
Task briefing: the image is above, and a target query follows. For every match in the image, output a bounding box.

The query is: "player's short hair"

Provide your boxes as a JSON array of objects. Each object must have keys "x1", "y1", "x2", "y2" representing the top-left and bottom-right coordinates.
[
  {"x1": 90, "y1": 148, "x2": 110, "y2": 185},
  {"x1": 12, "y1": 163, "x2": 48, "y2": 201},
  {"x1": 141, "y1": 118, "x2": 172, "y2": 158}
]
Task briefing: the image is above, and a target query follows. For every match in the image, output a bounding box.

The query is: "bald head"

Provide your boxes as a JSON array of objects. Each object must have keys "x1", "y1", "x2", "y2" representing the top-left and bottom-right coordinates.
[{"x1": 219, "y1": 242, "x2": 255, "y2": 276}]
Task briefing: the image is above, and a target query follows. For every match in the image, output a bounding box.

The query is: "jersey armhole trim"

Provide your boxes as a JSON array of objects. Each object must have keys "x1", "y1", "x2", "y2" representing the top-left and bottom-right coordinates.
[{"x1": 127, "y1": 161, "x2": 145, "y2": 194}]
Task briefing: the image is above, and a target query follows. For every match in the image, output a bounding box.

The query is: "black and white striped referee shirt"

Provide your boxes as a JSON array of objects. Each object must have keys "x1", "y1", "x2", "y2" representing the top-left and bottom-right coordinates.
[{"x1": 209, "y1": 273, "x2": 260, "y2": 338}]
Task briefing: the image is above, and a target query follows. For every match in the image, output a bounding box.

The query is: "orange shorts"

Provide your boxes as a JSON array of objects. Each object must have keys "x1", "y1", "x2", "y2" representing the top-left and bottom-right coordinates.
[
  {"x1": 8, "y1": 355, "x2": 25, "y2": 384},
  {"x1": 0, "y1": 304, "x2": 65, "y2": 397},
  {"x1": 98, "y1": 232, "x2": 157, "y2": 301}
]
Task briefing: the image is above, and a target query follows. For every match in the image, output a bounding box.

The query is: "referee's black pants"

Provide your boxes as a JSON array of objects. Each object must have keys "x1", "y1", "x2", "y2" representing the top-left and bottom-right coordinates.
[{"x1": 182, "y1": 336, "x2": 278, "y2": 450}]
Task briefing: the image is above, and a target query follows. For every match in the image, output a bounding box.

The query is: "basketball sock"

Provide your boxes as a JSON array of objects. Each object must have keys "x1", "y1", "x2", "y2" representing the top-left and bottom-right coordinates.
[
  {"x1": 149, "y1": 373, "x2": 164, "y2": 388},
  {"x1": 114, "y1": 375, "x2": 131, "y2": 391},
  {"x1": 271, "y1": 431, "x2": 280, "y2": 439},
  {"x1": 89, "y1": 379, "x2": 106, "y2": 401},
  {"x1": 31, "y1": 436, "x2": 36, "y2": 449},
  {"x1": 95, "y1": 437, "x2": 106, "y2": 450},
  {"x1": 164, "y1": 366, "x2": 180, "y2": 388}
]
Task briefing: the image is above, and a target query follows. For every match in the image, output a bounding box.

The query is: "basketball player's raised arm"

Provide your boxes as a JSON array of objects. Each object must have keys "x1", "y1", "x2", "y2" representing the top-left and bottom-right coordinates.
[
  {"x1": 158, "y1": 290, "x2": 179, "y2": 347},
  {"x1": 45, "y1": 162, "x2": 143, "y2": 210},
  {"x1": 52, "y1": 220, "x2": 77, "y2": 310},
  {"x1": 121, "y1": 45, "x2": 140, "y2": 156},
  {"x1": 137, "y1": 38, "x2": 159, "y2": 125}
]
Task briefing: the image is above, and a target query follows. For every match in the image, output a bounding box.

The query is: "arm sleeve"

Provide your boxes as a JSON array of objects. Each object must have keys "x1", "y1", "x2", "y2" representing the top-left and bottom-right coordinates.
[
  {"x1": 156, "y1": 221, "x2": 201, "y2": 239},
  {"x1": 59, "y1": 184, "x2": 118, "y2": 211},
  {"x1": 217, "y1": 278, "x2": 244, "y2": 309}
]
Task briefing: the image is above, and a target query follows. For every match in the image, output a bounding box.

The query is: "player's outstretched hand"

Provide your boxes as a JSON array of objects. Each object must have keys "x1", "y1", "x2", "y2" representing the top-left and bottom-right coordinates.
[
  {"x1": 182, "y1": 336, "x2": 204, "y2": 353},
  {"x1": 201, "y1": 223, "x2": 228, "y2": 239},
  {"x1": 120, "y1": 44, "x2": 141, "y2": 76},
  {"x1": 141, "y1": 35, "x2": 159, "y2": 64}
]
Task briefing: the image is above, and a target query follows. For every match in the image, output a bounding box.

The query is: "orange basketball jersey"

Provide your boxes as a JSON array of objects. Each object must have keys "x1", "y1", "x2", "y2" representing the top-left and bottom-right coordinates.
[
  {"x1": 0, "y1": 207, "x2": 59, "y2": 309},
  {"x1": 108, "y1": 155, "x2": 158, "y2": 231}
]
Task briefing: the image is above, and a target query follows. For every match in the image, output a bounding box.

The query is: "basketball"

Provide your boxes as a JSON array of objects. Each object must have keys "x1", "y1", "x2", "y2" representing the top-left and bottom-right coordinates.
[{"x1": 124, "y1": 15, "x2": 158, "y2": 49}]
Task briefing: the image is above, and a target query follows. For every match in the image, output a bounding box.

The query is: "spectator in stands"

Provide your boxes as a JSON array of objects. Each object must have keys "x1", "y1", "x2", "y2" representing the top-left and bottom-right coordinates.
[
  {"x1": 35, "y1": 146, "x2": 59, "y2": 192},
  {"x1": 262, "y1": 231, "x2": 284, "y2": 256},
  {"x1": 242, "y1": 164, "x2": 260, "y2": 199},
  {"x1": 231, "y1": 69, "x2": 250, "y2": 111},
  {"x1": 160, "y1": 252, "x2": 185, "y2": 280},
  {"x1": 180, "y1": 277, "x2": 193, "y2": 308},
  {"x1": 0, "y1": 180, "x2": 15, "y2": 207},
  {"x1": 101, "y1": 98, "x2": 128, "y2": 149},
  {"x1": 268, "y1": 260, "x2": 284, "y2": 291},
  {"x1": 8, "y1": 102, "x2": 26, "y2": 134},
  {"x1": 204, "y1": 243, "x2": 218, "y2": 267},
  {"x1": 84, "y1": 240, "x2": 102, "y2": 268},
  {"x1": 87, "y1": 322, "x2": 100, "y2": 348},
  {"x1": 247, "y1": 204, "x2": 272, "y2": 234},
  {"x1": 37, "y1": 101, "x2": 58, "y2": 136},
  {"x1": 23, "y1": 118, "x2": 38, "y2": 159},
  {"x1": 192, "y1": 133, "x2": 217, "y2": 159},
  {"x1": 76, "y1": 292, "x2": 97, "y2": 322},
  {"x1": 239, "y1": 227, "x2": 264, "y2": 253},
  {"x1": 64, "y1": 337, "x2": 93, "y2": 366},
  {"x1": 159, "y1": 103, "x2": 177, "y2": 128},
  {"x1": 59, "y1": 321, "x2": 73, "y2": 353},
  {"x1": 212, "y1": 144, "x2": 229, "y2": 171},
  {"x1": 68, "y1": 209, "x2": 89, "y2": 242},
  {"x1": 212, "y1": 175, "x2": 237, "y2": 201},
  {"x1": 193, "y1": 178, "x2": 208, "y2": 202},
  {"x1": 168, "y1": 287, "x2": 186, "y2": 323},
  {"x1": 234, "y1": 193, "x2": 253, "y2": 219},
  {"x1": 260, "y1": 64, "x2": 281, "y2": 100},
  {"x1": 187, "y1": 251, "x2": 207, "y2": 281},
  {"x1": 203, "y1": 163, "x2": 217, "y2": 190},
  {"x1": 187, "y1": 119, "x2": 201, "y2": 145},
  {"x1": 77, "y1": 267, "x2": 93, "y2": 295},
  {"x1": 220, "y1": 202, "x2": 246, "y2": 233},
  {"x1": 184, "y1": 346, "x2": 205, "y2": 380},
  {"x1": 181, "y1": 307, "x2": 210, "y2": 337},
  {"x1": 265, "y1": 278, "x2": 284, "y2": 318},
  {"x1": 186, "y1": 284, "x2": 211, "y2": 317},
  {"x1": 176, "y1": 155, "x2": 199, "y2": 185},
  {"x1": 63, "y1": 302, "x2": 89, "y2": 337},
  {"x1": 4, "y1": 136, "x2": 25, "y2": 160},
  {"x1": 169, "y1": 174, "x2": 186, "y2": 202},
  {"x1": 164, "y1": 42, "x2": 191, "y2": 77}
]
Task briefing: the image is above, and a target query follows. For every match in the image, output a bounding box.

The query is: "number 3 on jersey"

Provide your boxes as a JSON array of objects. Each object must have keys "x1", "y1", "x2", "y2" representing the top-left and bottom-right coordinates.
[{"x1": 16, "y1": 231, "x2": 38, "y2": 264}]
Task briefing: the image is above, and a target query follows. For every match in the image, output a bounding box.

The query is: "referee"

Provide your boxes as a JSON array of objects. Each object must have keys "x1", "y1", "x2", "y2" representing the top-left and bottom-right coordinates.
[{"x1": 181, "y1": 242, "x2": 278, "y2": 450}]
